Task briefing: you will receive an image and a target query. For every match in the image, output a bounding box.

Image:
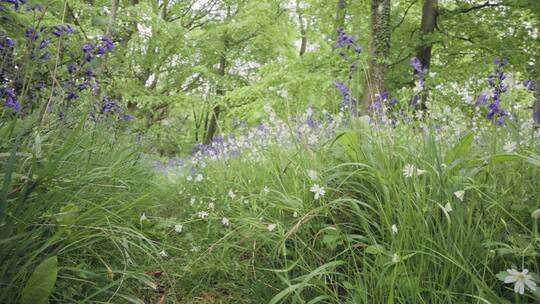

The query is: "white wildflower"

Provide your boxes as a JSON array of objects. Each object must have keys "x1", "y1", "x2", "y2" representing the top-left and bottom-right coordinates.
[
  {"x1": 392, "y1": 253, "x2": 401, "y2": 263},
  {"x1": 391, "y1": 224, "x2": 398, "y2": 234},
  {"x1": 140, "y1": 213, "x2": 147, "y2": 222},
  {"x1": 186, "y1": 175, "x2": 193, "y2": 181},
  {"x1": 190, "y1": 197, "x2": 196, "y2": 205},
  {"x1": 159, "y1": 250, "x2": 168, "y2": 258},
  {"x1": 503, "y1": 141, "x2": 517, "y2": 153},
  {"x1": 195, "y1": 174, "x2": 203, "y2": 182},
  {"x1": 454, "y1": 190, "x2": 465, "y2": 201},
  {"x1": 403, "y1": 164, "x2": 426, "y2": 177},
  {"x1": 263, "y1": 186, "x2": 270, "y2": 194},
  {"x1": 293, "y1": 211, "x2": 298, "y2": 218},
  {"x1": 416, "y1": 168, "x2": 427, "y2": 176},
  {"x1": 267, "y1": 224, "x2": 276, "y2": 232},
  {"x1": 444, "y1": 202, "x2": 453, "y2": 213},
  {"x1": 307, "y1": 169, "x2": 318, "y2": 180},
  {"x1": 221, "y1": 217, "x2": 230, "y2": 227},
  {"x1": 228, "y1": 189, "x2": 236, "y2": 199},
  {"x1": 504, "y1": 269, "x2": 537, "y2": 295},
  {"x1": 403, "y1": 164, "x2": 415, "y2": 178},
  {"x1": 310, "y1": 184, "x2": 326, "y2": 200},
  {"x1": 208, "y1": 202, "x2": 215, "y2": 210},
  {"x1": 198, "y1": 211, "x2": 209, "y2": 220},
  {"x1": 174, "y1": 224, "x2": 183, "y2": 234}
]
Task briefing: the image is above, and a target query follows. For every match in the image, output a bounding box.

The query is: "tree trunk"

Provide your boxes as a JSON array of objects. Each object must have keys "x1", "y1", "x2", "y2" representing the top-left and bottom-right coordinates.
[
  {"x1": 204, "y1": 50, "x2": 227, "y2": 144},
  {"x1": 105, "y1": 0, "x2": 118, "y2": 38},
  {"x1": 416, "y1": 0, "x2": 438, "y2": 71},
  {"x1": 296, "y1": 0, "x2": 307, "y2": 56},
  {"x1": 361, "y1": 0, "x2": 391, "y2": 111}
]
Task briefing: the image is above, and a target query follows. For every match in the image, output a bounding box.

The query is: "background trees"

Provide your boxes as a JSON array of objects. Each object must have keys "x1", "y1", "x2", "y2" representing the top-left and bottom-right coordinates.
[{"x1": 1, "y1": 0, "x2": 538, "y2": 153}]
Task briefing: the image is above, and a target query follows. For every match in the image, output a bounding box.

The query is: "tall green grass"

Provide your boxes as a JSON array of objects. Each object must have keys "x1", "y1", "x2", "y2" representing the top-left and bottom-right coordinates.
[
  {"x1": 0, "y1": 115, "x2": 172, "y2": 303},
  {"x1": 155, "y1": 121, "x2": 540, "y2": 303}
]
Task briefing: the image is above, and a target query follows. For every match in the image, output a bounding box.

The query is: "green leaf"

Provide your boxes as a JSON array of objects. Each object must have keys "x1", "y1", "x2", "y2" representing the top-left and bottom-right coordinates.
[
  {"x1": 488, "y1": 153, "x2": 521, "y2": 164},
  {"x1": 496, "y1": 270, "x2": 508, "y2": 281},
  {"x1": 335, "y1": 131, "x2": 360, "y2": 161},
  {"x1": 445, "y1": 132, "x2": 473, "y2": 164},
  {"x1": 20, "y1": 256, "x2": 59, "y2": 304},
  {"x1": 365, "y1": 244, "x2": 386, "y2": 255}
]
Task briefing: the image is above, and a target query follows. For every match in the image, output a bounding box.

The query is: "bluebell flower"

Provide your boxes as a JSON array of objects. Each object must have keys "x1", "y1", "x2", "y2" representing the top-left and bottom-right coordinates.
[
  {"x1": 95, "y1": 46, "x2": 106, "y2": 55},
  {"x1": 67, "y1": 63, "x2": 77, "y2": 74},
  {"x1": 78, "y1": 82, "x2": 89, "y2": 91},
  {"x1": 533, "y1": 109, "x2": 540, "y2": 121},
  {"x1": 410, "y1": 57, "x2": 427, "y2": 75},
  {"x1": 39, "y1": 51, "x2": 49, "y2": 60},
  {"x1": 101, "y1": 37, "x2": 115, "y2": 51},
  {"x1": 2, "y1": 88, "x2": 22, "y2": 113},
  {"x1": 389, "y1": 98, "x2": 397, "y2": 106},
  {"x1": 83, "y1": 42, "x2": 94, "y2": 52},
  {"x1": 39, "y1": 37, "x2": 49, "y2": 49},
  {"x1": 84, "y1": 52, "x2": 94, "y2": 62},
  {"x1": 59, "y1": 111, "x2": 65, "y2": 120},
  {"x1": 335, "y1": 27, "x2": 355, "y2": 49},
  {"x1": 523, "y1": 80, "x2": 536, "y2": 92},
  {"x1": 66, "y1": 92, "x2": 78, "y2": 100},
  {"x1": 410, "y1": 94, "x2": 420, "y2": 107},
  {"x1": 25, "y1": 27, "x2": 36, "y2": 39},
  {"x1": 476, "y1": 93, "x2": 488, "y2": 105}
]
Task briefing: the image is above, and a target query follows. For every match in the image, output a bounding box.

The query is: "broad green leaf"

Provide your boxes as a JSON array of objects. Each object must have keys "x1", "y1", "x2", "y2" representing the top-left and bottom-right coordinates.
[
  {"x1": 445, "y1": 132, "x2": 473, "y2": 164},
  {"x1": 335, "y1": 131, "x2": 360, "y2": 160},
  {"x1": 20, "y1": 256, "x2": 59, "y2": 304}
]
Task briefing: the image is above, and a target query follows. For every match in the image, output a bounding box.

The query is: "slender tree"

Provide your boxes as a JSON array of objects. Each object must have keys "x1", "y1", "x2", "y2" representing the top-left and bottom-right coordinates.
[
  {"x1": 416, "y1": 0, "x2": 438, "y2": 71},
  {"x1": 361, "y1": 0, "x2": 391, "y2": 111}
]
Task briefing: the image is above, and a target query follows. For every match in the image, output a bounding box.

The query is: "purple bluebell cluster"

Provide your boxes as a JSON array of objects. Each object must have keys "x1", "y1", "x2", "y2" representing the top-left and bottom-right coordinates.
[
  {"x1": 0, "y1": 34, "x2": 15, "y2": 49},
  {"x1": 0, "y1": 0, "x2": 25, "y2": 11},
  {"x1": 334, "y1": 80, "x2": 357, "y2": 116},
  {"x1": 161, "y1": 106, "x2": 345, "y2": 176},
  {"x1": 91, "y1": 96, "x2": 132, "y2": 122},
  {"x1": 335, "y1": 28, "x2": 358, "y2": 49},
  {"x1": 1, "y1": 87, "x2": 22, "y2": 113},
  {"x1": 371, "y1": 91, "x2": 396, "y2": 113},
  {"x1": 522, "y1": 80, "x2": 536, "y2": 93},
  {"x1": 476, "y1": 58, "x2": 509, "y2": 125},
  {"x1": 82, "y1": 37, "x2": 115, "y2": 62},
  {"x1": 334, "y1": 28, "x2": 362, "y2": 115},
  {"x1": 410, "y1": 57, "x2": 427, "y2": 107}
]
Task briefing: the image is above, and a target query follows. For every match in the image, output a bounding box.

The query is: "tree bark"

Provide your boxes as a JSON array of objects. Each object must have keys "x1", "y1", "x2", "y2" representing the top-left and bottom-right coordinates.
[
  {"x1": 361, "y1": 0, "x2": 391, "y2": 111},
  {"x1": 416, "y1": 0, "x2": 438, "y2": 71},
  {"x1": 296, "y1": 0, "x2": 307, "y2": 56},
  {"x1": 204, "y1": 47, "x2": 227, "y2": 144},
  {"x1": 105, "y1": 0, "x2": 118, "y2": 38}
]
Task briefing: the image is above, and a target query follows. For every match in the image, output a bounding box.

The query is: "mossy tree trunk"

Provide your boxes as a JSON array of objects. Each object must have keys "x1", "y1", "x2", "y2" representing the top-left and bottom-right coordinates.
[{"x1": 361, "y1": 0, "x2": 391, "y2": 112}]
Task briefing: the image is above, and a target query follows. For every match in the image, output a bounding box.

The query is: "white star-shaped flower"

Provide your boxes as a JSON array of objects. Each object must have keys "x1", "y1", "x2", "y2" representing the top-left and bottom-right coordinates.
[
  {"x1": 310, "y1": 184, "x2": 326, "y2": 200},
  {"x1": 504, "y1": 269, "x2": 537, "y2": 295}
]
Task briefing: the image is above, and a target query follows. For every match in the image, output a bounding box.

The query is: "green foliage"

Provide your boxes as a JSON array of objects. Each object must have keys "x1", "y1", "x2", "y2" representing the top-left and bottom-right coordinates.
[{"x1": 20, "y1": 256, "x2": 58, "y2": 304}]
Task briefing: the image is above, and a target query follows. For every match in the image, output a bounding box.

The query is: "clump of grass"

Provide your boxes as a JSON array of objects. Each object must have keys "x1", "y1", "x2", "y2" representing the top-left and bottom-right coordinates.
[
  {"x1": 153, "y1": 118, "x2": 540, "y2": 303},
  {"x1": 0, "y1": 115, "x2": 174, "y2": 303}
]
